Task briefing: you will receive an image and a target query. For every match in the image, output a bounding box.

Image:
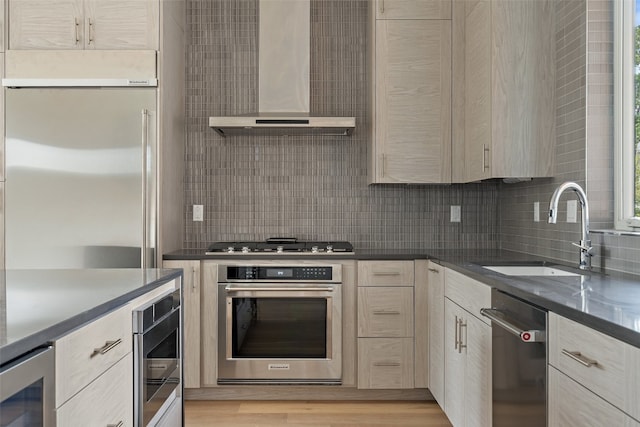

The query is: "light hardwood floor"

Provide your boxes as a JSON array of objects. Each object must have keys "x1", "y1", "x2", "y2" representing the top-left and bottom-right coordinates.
[{"x1": 185, "y1": 400, "x2": 453, "y2": 427}]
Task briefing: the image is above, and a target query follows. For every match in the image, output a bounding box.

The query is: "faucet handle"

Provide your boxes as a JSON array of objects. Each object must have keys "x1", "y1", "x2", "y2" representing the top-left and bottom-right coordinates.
[{"x1": 572, "y1": 241, "x2": 594, "y2": 256}]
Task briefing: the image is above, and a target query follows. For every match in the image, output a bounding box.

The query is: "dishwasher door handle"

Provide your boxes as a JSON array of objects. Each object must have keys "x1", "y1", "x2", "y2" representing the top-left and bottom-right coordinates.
[{"x1": 480, "y1": 308, "x2": 546, "y2": 343}]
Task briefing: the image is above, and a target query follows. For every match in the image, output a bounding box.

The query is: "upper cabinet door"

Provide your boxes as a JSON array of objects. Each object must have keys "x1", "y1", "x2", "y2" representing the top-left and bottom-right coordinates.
[
  {"x1": 375, "y1": 0, "x2": 451, "y2": 20},
  {"x1": 9, "y1": 0, "x2": 84, "y2": 49},
  {"x1": 84, "y1": 0, "x2": 158, "y2": 50},
  {"x1": 375, "y1": 19, "x2": 451, "y2": 183}
]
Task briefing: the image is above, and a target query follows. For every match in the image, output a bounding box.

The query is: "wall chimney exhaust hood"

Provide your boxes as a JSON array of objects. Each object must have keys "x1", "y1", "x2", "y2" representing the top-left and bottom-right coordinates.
[{"x1": 208, "y1": 0, "x2": 355, "y2": 137}]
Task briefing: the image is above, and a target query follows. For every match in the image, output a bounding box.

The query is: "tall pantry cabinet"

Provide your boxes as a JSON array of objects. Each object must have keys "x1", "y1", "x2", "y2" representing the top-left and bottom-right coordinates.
[
  {"x1": 0, "y1": 0, "x2": 185, "y2": 269},
  {"x1": 369, "y1": 0, "x2": 452, "y2": 184},
  {"x1": 1, "y1": 0, "x2": 5, "y2": 271}
]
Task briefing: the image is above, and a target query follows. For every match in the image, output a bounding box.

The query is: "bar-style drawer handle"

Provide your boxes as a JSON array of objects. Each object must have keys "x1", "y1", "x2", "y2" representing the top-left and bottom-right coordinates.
[
  {"x1": 373, "y1": 362, "x2": 401, "y2": 367},
  {"x1": 107, "y1": 422, "x2": 124, "y2": 427},
  {"x1": 373, "y1": 310, "x2": 401, "y2": 315},
  {"x1": 90, "y1": 338, "x2": 122, "y2": 358},
  {"x1": 372, "y1": 271, "x2": 401, "y2": 276},
  {"x1": 428, "y1": 268, "x2": 440, "y2": 273},
  {"x1": 561, "y1": 349, "x2": 598, "y2": 367}
]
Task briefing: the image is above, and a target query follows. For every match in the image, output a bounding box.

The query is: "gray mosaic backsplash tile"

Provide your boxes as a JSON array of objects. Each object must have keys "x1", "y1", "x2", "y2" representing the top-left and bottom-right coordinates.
[{"x1": 184, "y1": 0, "x2": 499, "y2": 252}]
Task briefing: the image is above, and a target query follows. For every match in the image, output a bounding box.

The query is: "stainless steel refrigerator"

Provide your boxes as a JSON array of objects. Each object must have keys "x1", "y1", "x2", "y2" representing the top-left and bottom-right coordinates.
[{"x1": 5, "y1": 88, "x2": 157, "y2": 269}]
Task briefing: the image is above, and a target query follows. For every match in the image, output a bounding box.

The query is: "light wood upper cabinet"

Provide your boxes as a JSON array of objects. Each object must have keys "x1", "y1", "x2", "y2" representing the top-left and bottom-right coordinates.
[
  {"x1": 371, "y1": 19, "x2": 451, "y2": 184},
  {"x1": 1, "y1": 0, "x2": 5, "y2": 51},
  {"x1": 375, "y1": 0, "x2": 451, "y2": 20},
  {"x1": 8, "y1": 0, "x2": 158, "y2": 50},
  {"x1": 453, "y1": 0, "x2": 555, "y2": 182},
  {"x1": 164, "y1": 260, "x2": 201, "y2": 389}
]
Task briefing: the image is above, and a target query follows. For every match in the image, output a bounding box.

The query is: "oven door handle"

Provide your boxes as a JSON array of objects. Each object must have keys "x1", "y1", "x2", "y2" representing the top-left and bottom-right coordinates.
[{"x1": 224, "y1": 286, "x2": 335, "y2": 292}]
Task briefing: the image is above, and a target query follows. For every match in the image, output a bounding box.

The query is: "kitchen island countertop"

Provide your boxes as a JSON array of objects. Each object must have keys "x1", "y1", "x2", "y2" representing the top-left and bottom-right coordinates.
[{"x1": 0, "y1": 268, "x2": 183, "y2": 365}]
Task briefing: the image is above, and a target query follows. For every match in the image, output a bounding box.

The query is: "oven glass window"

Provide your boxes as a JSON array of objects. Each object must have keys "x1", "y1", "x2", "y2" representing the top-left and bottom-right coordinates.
[
  {"x1": 0, "y1": 379, "x2": 44, "y2": 427},
  {"x1": 232, "y1": 297, "x2": 327, "y2": 358}
]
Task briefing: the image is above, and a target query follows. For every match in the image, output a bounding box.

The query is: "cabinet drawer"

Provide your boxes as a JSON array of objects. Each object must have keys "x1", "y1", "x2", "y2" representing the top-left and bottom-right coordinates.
[
  {"x1": 56, "y1": 353, "x2": 133, "y2": 427},
  {"x1": 549, "y1": 366, "x2": 640, "y2": 427},
  {"x1": 358, "y1": 287, "x2": 413, "y2": 337},
  {"x1": 358, "y1": 338, "x2": 414, "y2": 389},
  {"x1": 444, "y1": 268, "x2": 491, "y2": 323},
  {"x1": 358, "y1": 261, "x2": 414, "y2": 286},
  {"x1": 55, "y1": 304, "x2": 132, "y2": 405},
  {"x1": 548, "y1": 313, "x2": 640, "y2": 420}
]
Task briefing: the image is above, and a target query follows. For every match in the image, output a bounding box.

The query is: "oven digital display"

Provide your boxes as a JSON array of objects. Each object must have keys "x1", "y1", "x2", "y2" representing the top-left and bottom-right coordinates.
[{"x1": 266, "y1": 268, "x2": 294, "y2": 278}]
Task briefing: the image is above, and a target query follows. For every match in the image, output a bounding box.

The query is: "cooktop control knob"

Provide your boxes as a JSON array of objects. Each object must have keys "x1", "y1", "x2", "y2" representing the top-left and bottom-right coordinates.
[
  {"x1": 326, "y1": 245, "x2": 333, "y2": 253},
  {"x1": 311, "y1": 246, "x2": 319, "y2": 253},
  {"x1": 226, "y1": 246, "x2": 235, "y2": 253},
  {"x1": 276, "y1": 246, "x2": 284, "y2": 253},
  {"x1": 241, "y1": 246, "x2": 250, "y2": 254}
]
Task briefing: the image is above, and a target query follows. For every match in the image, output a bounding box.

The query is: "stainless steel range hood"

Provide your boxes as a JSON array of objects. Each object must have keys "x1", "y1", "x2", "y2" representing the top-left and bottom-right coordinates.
[{"x1": 208, "y1": 0, "x2": 355, "y2": 137}]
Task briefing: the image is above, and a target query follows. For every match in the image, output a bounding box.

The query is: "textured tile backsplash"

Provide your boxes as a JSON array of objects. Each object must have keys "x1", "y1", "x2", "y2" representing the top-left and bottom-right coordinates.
[{"x1": 183, "y1": 0, "x2": 499, "y2": 251}]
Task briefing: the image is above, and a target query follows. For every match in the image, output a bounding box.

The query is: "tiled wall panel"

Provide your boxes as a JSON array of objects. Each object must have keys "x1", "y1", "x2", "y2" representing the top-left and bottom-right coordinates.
[{"x1": 184, "y1": 0, "x2": 499, "y2": 252}]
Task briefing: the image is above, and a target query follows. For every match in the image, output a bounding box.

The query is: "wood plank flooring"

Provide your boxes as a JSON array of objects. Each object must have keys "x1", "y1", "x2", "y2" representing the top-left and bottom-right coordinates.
[{"x1": 185, "y1": 400, "x2": 453, "y2": 427}]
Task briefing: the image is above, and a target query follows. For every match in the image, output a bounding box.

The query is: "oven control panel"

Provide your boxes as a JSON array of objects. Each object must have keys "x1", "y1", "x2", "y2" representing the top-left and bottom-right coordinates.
[{"x1": 226, "y1": 266, "x2": 333, "y2": 281}]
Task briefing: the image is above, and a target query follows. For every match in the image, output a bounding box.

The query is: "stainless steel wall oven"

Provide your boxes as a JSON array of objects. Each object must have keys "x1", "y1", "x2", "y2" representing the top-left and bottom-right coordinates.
[
  {"x1": 217, "y1": 263, "x2": 342, "y2": 384},
  {"x1": 133, "y1": 288, "x2": 182, "y2": 426}
]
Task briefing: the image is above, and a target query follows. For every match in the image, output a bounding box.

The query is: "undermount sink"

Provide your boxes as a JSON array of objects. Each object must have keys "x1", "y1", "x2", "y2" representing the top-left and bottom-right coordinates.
[{"x1": 483, "y1": 265, "x2": 581, "y2": 277}]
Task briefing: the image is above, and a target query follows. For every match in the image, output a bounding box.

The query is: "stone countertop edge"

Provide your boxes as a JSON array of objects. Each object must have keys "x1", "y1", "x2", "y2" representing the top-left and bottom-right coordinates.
[
  {"x1": 0, "y1": 269, "x2": 183, "y2": 366},
  {"x1": 163, "y1": 249, "x2": 640, "y2": 349}
]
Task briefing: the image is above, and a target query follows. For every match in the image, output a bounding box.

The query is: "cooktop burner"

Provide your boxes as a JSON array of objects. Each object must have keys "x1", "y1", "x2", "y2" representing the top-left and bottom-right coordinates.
[{"x1": 205, "y1": 238, "x2": 354, "y2": 255}]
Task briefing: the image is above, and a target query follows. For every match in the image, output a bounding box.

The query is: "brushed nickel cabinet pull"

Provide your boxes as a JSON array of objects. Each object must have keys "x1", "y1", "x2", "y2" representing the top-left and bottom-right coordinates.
[
  {"x1": 482, "y1": 144, "x2": 490, "y2": 171},
  {"x1": 428, "y1": 268, "x2": 439, "y2": 273},
  {"x1": 373, "y1": 310, "x2": 401, "y2": 315},
  {"x1": 87, "y1": 18, "x2": 94, "y2": 44},
  {"x1": 74, "y1": 18, "x2": 80, "y2": 45},
  {"x1": 107, "y1": 422, "x2": 124, "y2": 427},
  {"x1": 90, "y1": 338, "x2": 122, "y2": 358},
  {"x1": 454, "y1": 315, "x2": 459, "y2": 350},
  {"x1": 372, "y1": 271, "x2": 400, "y2": 276},
  {"x1": 380, "y1": 0, "x2": 385, "y2": 14},
  {"x1": 192, "y1": 266, "x2": 197, "y2": 290},
  {"x1": 561, "y1": 349, "x2": 598, "y2": 367},
  {"x1": 374, "y1": 361, "x2": 400, "y2": 367},
  {"x1": 458, "y1": 319, "x2": 467, "y2": 353},
  {"x1": 141, "y1": 109, "x2": 149, "y2": 269}
]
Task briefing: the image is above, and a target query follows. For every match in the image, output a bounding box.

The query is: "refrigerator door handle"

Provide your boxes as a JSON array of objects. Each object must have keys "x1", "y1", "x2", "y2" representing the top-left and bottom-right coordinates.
[{"x1": 141, "y1": 109, "x2": 149, "y2": 269}]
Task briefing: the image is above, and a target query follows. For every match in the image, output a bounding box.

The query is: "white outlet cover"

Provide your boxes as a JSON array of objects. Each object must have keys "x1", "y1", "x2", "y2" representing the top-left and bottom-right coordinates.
[
  {"x1": 450, "y1": 205, "x2": 461, "y2": 223},
  {"x1": 534, "y1": 202, "x2": 540, "y2": 222},
  {"x1": 193, "y1": 204, "x2": 204, "y2": 222},
  {"x1": 566, "y1": 200, "x2": 578, "y2": 223}
]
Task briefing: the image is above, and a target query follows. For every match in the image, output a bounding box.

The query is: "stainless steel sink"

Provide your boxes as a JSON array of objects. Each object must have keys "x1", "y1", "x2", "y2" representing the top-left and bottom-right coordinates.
[{"x1": 482, "y1": 265, "x2": 581, "y2": 277}]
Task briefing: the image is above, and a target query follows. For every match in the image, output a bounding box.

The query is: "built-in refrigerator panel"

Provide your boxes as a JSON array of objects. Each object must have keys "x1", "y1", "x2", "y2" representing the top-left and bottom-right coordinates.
[{"x1": 5, "y1": 88, "x2": 157, "y2": 269}]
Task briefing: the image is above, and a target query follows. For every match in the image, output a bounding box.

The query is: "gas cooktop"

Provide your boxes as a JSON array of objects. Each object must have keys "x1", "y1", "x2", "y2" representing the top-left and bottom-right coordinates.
[{"x1": 205, "y1": 238, "x2": 354, "y2": 255}]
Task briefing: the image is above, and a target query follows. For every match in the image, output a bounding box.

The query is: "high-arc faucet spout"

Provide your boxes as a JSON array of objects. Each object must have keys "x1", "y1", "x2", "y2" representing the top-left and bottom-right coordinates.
[{"x1": 548, "y1": 181, "x2": 593, "y2": 270}]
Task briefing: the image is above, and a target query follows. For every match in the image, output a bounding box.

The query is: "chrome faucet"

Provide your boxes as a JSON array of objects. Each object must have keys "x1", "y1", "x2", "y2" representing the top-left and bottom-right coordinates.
[{"x1": 548, "y1": 181, "x2": 593, "y2": 270}]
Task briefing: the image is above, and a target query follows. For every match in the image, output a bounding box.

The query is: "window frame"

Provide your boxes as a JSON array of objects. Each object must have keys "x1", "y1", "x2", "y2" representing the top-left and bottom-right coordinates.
[{"x1": 614, "y1": 0, "x2": 640, "y2": 230}]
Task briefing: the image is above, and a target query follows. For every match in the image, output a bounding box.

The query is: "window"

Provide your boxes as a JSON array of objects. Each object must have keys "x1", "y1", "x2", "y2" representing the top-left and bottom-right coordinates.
[{"x1": 615, "y1": 0, "x2": 640, "y2": 230}]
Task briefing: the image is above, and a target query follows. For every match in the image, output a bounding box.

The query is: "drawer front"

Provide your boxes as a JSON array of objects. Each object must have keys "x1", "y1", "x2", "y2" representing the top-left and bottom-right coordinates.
[
  {"x1": 549, "y1": 366, "x2": 640, "y2": 427},
  {"x1": 56, "y1": 353, "x2": 133, "y2": 427},
  {"x1": 357, "y1": 338, "x2": 414, "y2": 389},
  {"x1": 444, "y1": 268, "x2": 491, "y2": 323},
  {"x1": 357, "y1": 261, "x2": 414, "y2": 287},
  {"x1": 358, "y1": 287, "x2": 414, "y2": 337},
  {"x1": 55, "y1": 305, "x2": 132, "y2": 405},
  {"x1": 549, "y1": 313, "x2": 640, "y2": 419}
]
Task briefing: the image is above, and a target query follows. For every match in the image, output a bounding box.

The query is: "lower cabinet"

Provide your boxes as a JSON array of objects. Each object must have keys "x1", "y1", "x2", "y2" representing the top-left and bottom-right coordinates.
[
  {"x1": 443, "y1": 298, "x2": 492, "y2": 427},
  {"x1": 163, "y1": 260, "x2": 201, "y2": 388},
  {"x1": 549, "y1": 366, "x2": 640, "y2": 427},
  {"x1": 56, "y1": 354, "x2": 133, "y2": 426}
]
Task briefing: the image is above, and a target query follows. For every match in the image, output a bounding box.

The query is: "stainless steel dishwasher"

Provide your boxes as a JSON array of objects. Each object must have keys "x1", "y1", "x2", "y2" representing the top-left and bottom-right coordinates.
[{"x1": 481, "y1": 290, "x2": 547, "y2": 427}]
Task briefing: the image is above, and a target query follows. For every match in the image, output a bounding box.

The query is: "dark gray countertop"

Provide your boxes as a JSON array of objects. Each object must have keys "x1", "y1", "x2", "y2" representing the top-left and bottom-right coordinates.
[
  {"x1": 164, "y1": 248, "x2": 640, "y2": 348},
  {"x1": 0, "y1": 268, "x2": 183, "y2": 366}
]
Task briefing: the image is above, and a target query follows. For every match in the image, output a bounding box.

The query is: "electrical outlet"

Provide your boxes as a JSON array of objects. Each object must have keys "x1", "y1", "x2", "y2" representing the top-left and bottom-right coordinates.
[
  {"x1": 193, "y1": 205, "x2": 204, "y2": 222},
  {"x1": 450, "y1": 205, "x2": 461, "y2": 223},
  {"x1": 534, "y1": 202, "x2": 540, "y2": 222},
  {"x1": 567, "y1": 200, "x2": 577, "y2": 223}
]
